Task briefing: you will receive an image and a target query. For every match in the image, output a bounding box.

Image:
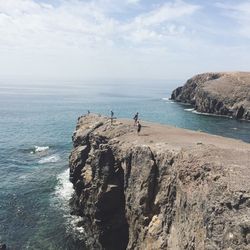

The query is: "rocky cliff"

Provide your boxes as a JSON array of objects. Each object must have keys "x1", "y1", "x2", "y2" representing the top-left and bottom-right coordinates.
[
  {"x1": 69, "y1": 114, "x2": 250, "y2": 250},
  {"x1": 171, "y1": 72, "x2": 250, "y2": 120}
]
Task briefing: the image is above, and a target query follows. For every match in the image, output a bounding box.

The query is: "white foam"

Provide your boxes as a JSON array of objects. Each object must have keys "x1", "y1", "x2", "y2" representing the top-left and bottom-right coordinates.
[
  {"x1": 162, "y1": 97, "x2": 170, "y2": 101},
  {"x1": 184, "y1": 108, "x2": 195, "y2": 112},
  {"x1": 52, "y1": 169, "x2": 86, "y2": 237},
  {"x1": 54, "y1": 169, "x2": 74, "y2": 202},
  {"x1": 33, "y1": 145, "x2": 49, "y2": 153},
  {"x1": 38, "y1": 154, "x2": 60, "y2": 164},
  {"x1": 52, "y1": 169, "x2": 85, "y2": 235},
  {"x1": 163, "y1": 100, "x2": 175, "y2": 104},
  {"x1": 192, "y1": 110, "x2": 233, "y2": 118}
]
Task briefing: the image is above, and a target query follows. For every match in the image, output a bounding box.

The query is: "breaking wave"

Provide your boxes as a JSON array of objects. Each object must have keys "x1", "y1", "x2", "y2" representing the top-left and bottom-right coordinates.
[
  {"x1": 30, "y1": 146, "x2": 49, "y2": 154},
  {"x1": 184, "y1": 108, "x2": 195, "y2": 112},
  {"x1": 52, "y1": 169, "x2": 86, "y2": 237},
  {"x1": 38, "y1": 154, "x2": 60, "y2": 164},
  {"x1": 54, "y1": 169, "x2": 74, "y2": 203}
]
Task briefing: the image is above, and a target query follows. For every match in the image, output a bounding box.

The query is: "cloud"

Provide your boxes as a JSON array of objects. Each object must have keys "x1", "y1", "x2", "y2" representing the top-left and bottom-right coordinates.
[
  {"x1": 0, "y1": 0, "x2": 201, "y2": 50},
  {"x1": 216, "y1": 1, "x2": 250, "y2": 38},
  {"x1": 126, "y1": 0, "x2": 140, "y2": 4},
  {"x1": 0, "y1": 0, "x2": 249, "y2": 80},
  {"x1": 122, "y1": 1, "x2": 199, "y2": 44},
  {"x1": 133, "y1": 1, "x2": 200, "y2": 27}
]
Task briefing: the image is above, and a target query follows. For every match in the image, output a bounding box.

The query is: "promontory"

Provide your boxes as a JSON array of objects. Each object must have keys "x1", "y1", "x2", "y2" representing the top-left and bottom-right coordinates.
[
  {"x1": 69, "y1": 114, "x2": 250, "y2": 250},
  {"x1": 171, "y1": 72, "x2": 250, "y2": 120}
]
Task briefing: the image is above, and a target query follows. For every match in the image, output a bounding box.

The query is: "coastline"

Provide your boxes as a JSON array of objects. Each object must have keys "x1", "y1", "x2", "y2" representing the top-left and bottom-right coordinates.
[
  {"x1": 171, "y1": 72, "x2": 250, "y2": 121},
  {"x1": 173, "y1": 99, "x2": 250, "y2": 123}
]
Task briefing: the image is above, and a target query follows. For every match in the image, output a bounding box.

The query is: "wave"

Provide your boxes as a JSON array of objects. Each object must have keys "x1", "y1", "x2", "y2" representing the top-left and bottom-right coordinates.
[
  {"x1": 52, "y1": 170, "x2": 86, "y2": 237},
  {"x1": 162, "y1": 98, "x2": 175, "y2": 104},
  {"x1": 184, "y1": 108, "x2": 195, "y2": 112},
  {"x1": 30, "y1": 145, "x2": 49, "y2": 154},
  {"x1": 54, "y1": 169, "x2": 74, "y2": 202},
  {"x1": 192, "y1": 110, "x2": 233, "y2": 118},
  {"x1": 38, "y1": 154, "x2": 60, "y2": 164}
]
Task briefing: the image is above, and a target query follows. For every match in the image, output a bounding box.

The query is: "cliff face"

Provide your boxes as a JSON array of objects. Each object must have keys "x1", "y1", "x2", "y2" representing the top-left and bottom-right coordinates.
[
  {"x1": 69, "y1": 114, "x2": 250, "y2": 250},
  {"x1": 171, "y1": 72, "x2": 250, "y2": 120}
]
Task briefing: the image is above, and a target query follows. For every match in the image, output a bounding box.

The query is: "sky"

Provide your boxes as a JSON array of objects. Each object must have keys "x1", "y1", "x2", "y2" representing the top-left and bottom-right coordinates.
[{"x1": 0, "y1": 0, "x2": 250, "y2": 81}]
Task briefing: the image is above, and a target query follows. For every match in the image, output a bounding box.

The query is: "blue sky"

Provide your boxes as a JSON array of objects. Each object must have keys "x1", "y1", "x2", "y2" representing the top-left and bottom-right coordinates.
[{"x1": 0, "y1": 0, "x2": 249, "y2": 81}]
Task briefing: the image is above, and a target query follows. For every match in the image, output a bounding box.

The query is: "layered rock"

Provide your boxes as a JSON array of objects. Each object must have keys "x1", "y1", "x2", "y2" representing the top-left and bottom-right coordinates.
[
  {"x1": 69, "y1": 114, "x2": 250, "y2": 250},
  {"x1": 171, "y1": 72, "x2": 250, "y2": 120}
]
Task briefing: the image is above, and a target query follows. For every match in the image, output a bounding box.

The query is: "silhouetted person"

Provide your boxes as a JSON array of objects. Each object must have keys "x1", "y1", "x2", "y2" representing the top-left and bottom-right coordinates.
[
  {"x1": 110, "y1": 110, "x2": 114, "y2": 125},
  {"x1": 87, "y1": 110, "x2": 90, "y2": 115},
  {"x1": 137, "y1": 121, "x2": 141, "y2": 135},
  {"x1": 133, "y1": 112, "x2": 139, "y2": 125}
]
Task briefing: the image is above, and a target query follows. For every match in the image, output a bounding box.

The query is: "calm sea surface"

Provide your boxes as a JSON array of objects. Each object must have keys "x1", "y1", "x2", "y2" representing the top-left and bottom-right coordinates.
[{"x1": 0, "y1": 80, "x2": 249, "y2": 249}]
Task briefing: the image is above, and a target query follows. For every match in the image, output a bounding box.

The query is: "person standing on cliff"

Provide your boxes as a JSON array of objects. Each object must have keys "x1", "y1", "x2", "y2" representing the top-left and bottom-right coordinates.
[
  {"x1": 110, "y1": 110, "x2": 114, "y2": 125},
  {"x1": 133, "y1": 112, "x2": 139, "y2": 126},
  {"x1": 137, "y1": 121, "x2": 141, "y2": 135}
]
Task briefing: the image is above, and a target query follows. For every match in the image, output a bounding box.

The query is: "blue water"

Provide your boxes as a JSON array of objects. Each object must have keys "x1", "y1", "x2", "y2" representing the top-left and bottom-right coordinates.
[{"x1": 0, "y1": 80, "x2": 249, "y2": 249}]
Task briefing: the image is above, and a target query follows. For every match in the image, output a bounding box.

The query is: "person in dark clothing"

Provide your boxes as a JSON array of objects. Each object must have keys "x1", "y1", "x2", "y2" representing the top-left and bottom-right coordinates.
[
  {"x1": 137, "y1": 121, "x2": 141, "y2": 135},
  {"x1": 133, "y1": 112, "x2": 139, "y2": 125},
  {"x1": 110, "y1": 110, "x2": 114, "y2": 125}
]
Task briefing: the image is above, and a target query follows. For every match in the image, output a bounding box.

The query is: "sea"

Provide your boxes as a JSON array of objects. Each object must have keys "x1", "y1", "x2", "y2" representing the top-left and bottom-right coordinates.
[{"x1": 0, "y1": 79, "x2": 250, "y2": 249}]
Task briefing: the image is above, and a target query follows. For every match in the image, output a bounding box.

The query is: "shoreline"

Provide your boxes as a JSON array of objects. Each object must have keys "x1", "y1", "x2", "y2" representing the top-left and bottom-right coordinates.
[{"x1": 172, "y1": 99, "x2": 250, "y2": 122}]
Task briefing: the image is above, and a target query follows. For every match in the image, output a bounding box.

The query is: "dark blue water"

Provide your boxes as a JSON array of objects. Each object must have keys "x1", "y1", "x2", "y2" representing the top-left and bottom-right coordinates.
[{"x1": 0, "y1": 80, "x2": 249, "y2": 249}]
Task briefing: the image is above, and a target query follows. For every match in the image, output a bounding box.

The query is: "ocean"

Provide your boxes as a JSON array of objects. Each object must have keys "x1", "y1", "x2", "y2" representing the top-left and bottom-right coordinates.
[{"x1": 0, "y1": 80, "x2": 249, "y2": 249}]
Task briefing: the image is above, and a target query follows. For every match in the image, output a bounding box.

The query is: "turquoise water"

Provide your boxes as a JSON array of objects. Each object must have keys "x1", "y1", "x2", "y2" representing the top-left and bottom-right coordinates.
[{"x1": 0, "y1": 80, "x2": 249, "y2": 249}]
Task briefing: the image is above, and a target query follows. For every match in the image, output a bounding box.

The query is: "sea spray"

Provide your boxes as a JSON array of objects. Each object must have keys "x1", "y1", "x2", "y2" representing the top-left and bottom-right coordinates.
[
  {"x1": 30, "y1": 146, "x2": 49, "y2": 154},
  {"x1": 52, "y1": 169, "x2": 86, "y2": 238},
  {"x1": 38, "y1": 154, "x2": 60, "y2": 164}
]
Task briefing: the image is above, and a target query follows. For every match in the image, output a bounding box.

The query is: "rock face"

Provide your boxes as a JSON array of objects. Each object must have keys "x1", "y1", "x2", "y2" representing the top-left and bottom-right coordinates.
[
  {"x1": 171, "y1": 72, "x2": 250, "y2": 120},
  {"x1": 69, "y1": 114, "x2": 250, "y2": 250}
]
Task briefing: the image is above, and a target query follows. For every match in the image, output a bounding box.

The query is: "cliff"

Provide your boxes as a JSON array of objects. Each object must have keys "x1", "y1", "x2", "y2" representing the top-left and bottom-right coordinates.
[
  {"x1": 69, "y1": 114, "x2": 250, "y2": 250},
  {"x1": 171, "y1": 72, "x2": 250, "y2": 120}
]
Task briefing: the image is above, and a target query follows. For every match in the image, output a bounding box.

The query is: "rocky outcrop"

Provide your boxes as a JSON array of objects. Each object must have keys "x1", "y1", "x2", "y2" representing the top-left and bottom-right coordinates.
[
  {"x1": 171, "y1": 72, "x2": 250, "y2": 120},
  {"x1": 69, "y1": 114, "x2": 250, "y2": 250},
  {"x1": 0, "y1": 243, "x2": 6, "y2": 250}
]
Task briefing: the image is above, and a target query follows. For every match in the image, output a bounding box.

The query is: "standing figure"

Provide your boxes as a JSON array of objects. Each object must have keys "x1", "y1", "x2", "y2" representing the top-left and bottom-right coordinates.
[
  {"x1": 87, "y1": 110, "x2": 90, "y2": 115},
  {"x1": 133, "y1": 112, "x2": 139, "y2": 125},
  {"x1": 110, "y1": 110, "x2": 114, "y2": 125},
  {"x1": 137, "y1": 121, "x2": 141, "y2": 135}
]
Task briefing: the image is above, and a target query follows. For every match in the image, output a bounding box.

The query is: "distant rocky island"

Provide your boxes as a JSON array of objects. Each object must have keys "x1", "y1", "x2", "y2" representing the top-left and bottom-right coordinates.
[
  {"x1": 69, "y1": 114, "x2": 250, "y2": 250},
  {"x1": 171, "y1": 72, "x2": 250, "y2": 120}
]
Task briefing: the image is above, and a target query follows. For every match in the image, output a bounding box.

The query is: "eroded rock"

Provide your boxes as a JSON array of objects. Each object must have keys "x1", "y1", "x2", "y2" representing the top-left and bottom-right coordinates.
[
  {"x1": 69, "y1": 115, "x2": 250, "y2": 249},
  {"x1": 171, "y1": 72, "x2": 250, "y2": 120}
]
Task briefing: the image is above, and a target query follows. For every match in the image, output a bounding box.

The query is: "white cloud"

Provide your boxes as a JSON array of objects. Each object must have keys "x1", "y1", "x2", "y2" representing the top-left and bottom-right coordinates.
[
  {"x1": 216, "y1": 1, "x2": 250, "y2": 38},
  {"x1": 0, "y1": 0, "x2": 200, "y2": 50},
  {"x1": 133, "y1": 1, "x2": 200, "y2": 27},
  {"x1": 0, "y1": 0, "x2": 249, "y2": 80},
  {"x1": 127, "y1": 0, "x2": 140, "y2": 4}
]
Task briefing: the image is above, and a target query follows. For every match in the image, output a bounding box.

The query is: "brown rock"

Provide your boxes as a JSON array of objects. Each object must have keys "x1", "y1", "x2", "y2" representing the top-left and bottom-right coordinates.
[
  {"x1": 69, "y1": 114, "x2": 250, "y2": 249},
  {"x1": 171, "y1": 72, "x2": 250, "y2": 120}
]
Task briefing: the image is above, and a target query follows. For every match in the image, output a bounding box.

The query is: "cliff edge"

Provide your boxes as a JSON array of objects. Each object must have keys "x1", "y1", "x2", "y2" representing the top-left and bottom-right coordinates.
[
  {"x1": 171, "y1": 72, "x2": 250, "y2": 120},
  {"x1": 69, "y1": 114, "x2": 250, "y2": 250}
]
